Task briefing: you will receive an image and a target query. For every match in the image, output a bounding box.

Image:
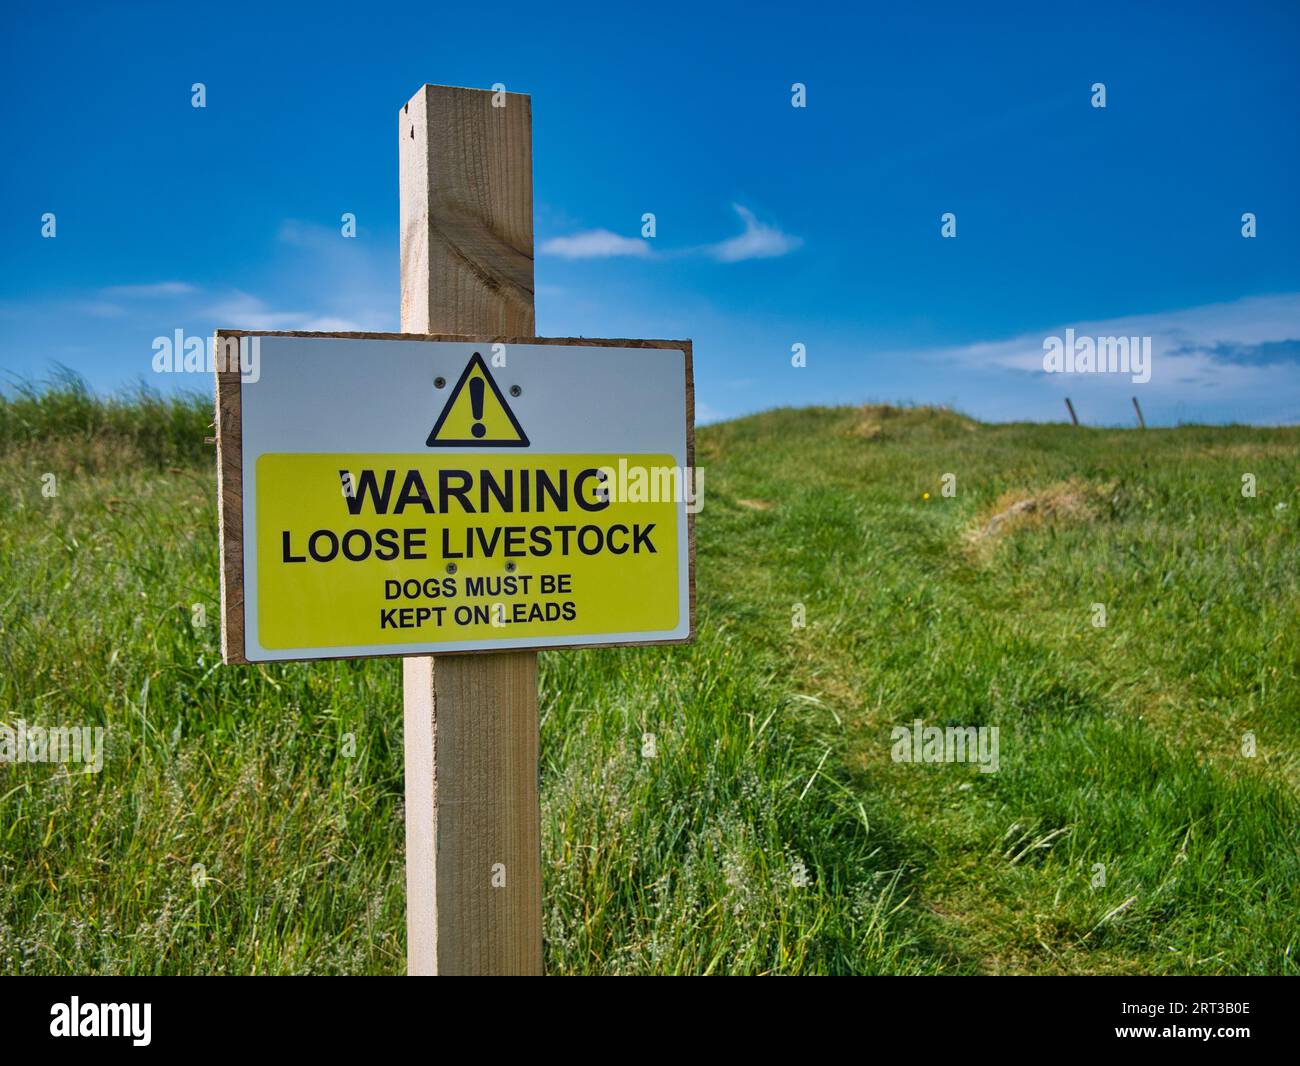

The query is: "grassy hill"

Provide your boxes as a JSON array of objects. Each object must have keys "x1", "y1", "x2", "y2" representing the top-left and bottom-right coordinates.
[{"x1": 2, "y1": 381, "x2": 1297, "y2": 974}]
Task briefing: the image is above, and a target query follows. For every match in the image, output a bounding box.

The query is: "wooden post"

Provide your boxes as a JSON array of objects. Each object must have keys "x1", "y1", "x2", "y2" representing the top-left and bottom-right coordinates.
[
  {"x1": 1064, "y1": 397, "x2": 1079, "y2": 426},
  {"x1": 1132, "y1": 396, "x2": 1146, "y2": 429},
  {"x1": 398, "y1": 84, "x2": 542, "y2": 975}
]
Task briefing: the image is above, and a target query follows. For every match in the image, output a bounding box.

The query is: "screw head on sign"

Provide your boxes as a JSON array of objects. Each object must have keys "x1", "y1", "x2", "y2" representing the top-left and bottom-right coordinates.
[
  {"x1": 510, "y1": 385, "x2": 522, "y2": 397},
  {"x1": 434, "y1": 376, "x2": 447, "y2": 389},
  {"x1": 505, "y1": 562, "x2": 517, "y2": 573},
  {"x1": 445, "y1": 563, "x2": 458, "y2": 574}
]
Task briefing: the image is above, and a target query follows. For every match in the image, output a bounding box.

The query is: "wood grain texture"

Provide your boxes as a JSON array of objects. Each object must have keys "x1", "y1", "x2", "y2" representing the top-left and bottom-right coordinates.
[
  {"x1": 403, "y1": 651, "x2": 540, "y2": 976},
  {"x1": 400, "y1": 84, "x2": 534, "y2": 336},
  {"x1": 214, "y1": 332, "x2": 247, "y2": 664},
  {"x1": 400, "y1": 83, "x2": 541, "y2": 976}
]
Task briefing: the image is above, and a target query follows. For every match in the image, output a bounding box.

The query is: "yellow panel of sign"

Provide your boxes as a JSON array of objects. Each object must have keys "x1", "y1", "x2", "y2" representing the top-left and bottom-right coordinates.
[{"x1": 255, "y1": 453, "x2": 680, "y2": 650}]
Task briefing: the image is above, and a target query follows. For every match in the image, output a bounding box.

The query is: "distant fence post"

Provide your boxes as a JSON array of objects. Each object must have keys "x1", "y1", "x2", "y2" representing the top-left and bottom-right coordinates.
[
  {"x1": 1065, "y1": 397, "x2": 1079, "y2": 426},
  {"x1": 1132, "y1": 396, "x2": 1146, "y2": 429}
]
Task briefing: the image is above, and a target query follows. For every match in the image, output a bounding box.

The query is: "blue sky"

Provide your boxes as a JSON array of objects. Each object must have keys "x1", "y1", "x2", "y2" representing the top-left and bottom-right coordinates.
[{"x1": 2, "y1": 0, "x2": 1298, "y2": 425}]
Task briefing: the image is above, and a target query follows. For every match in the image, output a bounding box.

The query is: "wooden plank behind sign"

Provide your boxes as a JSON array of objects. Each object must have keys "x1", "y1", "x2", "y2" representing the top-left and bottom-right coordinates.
[
  {"x1": 213, "y1": 330, "x2": 695, "y2": 665},
  {"x1": 214, "y1": 345, "x2": 244, "y2": 666}
]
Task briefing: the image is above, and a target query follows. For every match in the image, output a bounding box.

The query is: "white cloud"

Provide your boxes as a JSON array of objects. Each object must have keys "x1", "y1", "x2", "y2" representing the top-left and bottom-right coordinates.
[
  {"x1": 539, "y1": 205, "x2": 802, "y2": 264},
  {"x1": 933, "y1": 293, "x2": 1300, "y2": 379},
  {"x1": 101, "y1": 281, "x2": 198, "y2": 298},
  {"x1": 912, "y1": 292, "x2": 1300, "y2": 423},
  {"x1": 74, "y1": 300, "x2": 128, "y2": 318},
  {"x1": 695, "y1": 400, "x2": 727, "y2": 425},
  {"x1": 539, "y1": 229, "x2": 653, "y2": 259},
  {"x1": 707, "y1": 204, "x2": 802, "y2": 263},
  {"x1": 203, "y1": 291, "x2": 370, "y2": 333},
  {"x1": 276, "y1": 219, "x2": 347, "y2": 248}
]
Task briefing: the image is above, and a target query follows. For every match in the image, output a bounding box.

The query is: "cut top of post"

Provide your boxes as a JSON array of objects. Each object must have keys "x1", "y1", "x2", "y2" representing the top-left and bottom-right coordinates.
[{"x1": 399, "y1": 84, "x2": 535, "y2": 337}]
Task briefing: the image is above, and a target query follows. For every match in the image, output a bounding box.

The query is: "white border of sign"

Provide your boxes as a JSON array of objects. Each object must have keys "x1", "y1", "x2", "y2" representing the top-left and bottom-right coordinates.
[{"x1": 215, "y1": 330, "x2": 695, "y2": 664}]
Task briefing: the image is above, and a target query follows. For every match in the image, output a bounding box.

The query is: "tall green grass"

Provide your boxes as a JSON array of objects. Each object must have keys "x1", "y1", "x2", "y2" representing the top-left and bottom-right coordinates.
[
  {"x1": 1, "y1": 388, "x2": 1296, "y2": 973},
  {"x1": 0, "y1": 370, "x2": 211, "y2": 467}
]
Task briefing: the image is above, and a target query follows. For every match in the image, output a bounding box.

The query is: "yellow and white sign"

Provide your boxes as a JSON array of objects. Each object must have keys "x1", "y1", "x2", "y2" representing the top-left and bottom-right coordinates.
[{"x1": 217, "y1": 333, "x2": 694, "y2": 662}]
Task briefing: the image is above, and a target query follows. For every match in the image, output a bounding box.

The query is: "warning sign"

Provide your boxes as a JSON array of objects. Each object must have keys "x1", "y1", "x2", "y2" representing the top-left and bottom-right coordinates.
[
  {"x1": 215, "y1": 332, "x2": 694, "y2": 663},
  {"x1": 426, "y1": 351, "x2": 529, "y2": 447}
]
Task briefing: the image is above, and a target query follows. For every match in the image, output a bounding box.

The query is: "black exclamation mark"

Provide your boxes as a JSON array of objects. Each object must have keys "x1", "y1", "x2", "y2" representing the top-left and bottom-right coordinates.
[{"x1": 470, "y1": 376, "x2": 486, "y2": 438}]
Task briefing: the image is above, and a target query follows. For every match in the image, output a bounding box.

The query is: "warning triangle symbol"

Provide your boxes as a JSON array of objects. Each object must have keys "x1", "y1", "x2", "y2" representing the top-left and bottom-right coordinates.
[{"x1": 426, "y1": 352, "x2": 529, "y2": 447}]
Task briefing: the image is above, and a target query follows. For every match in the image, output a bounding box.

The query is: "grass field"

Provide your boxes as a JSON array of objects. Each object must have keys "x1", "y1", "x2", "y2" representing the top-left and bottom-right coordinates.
[{"x1": 1, "y1": 378, "x2": 1297, "y2": 975}]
